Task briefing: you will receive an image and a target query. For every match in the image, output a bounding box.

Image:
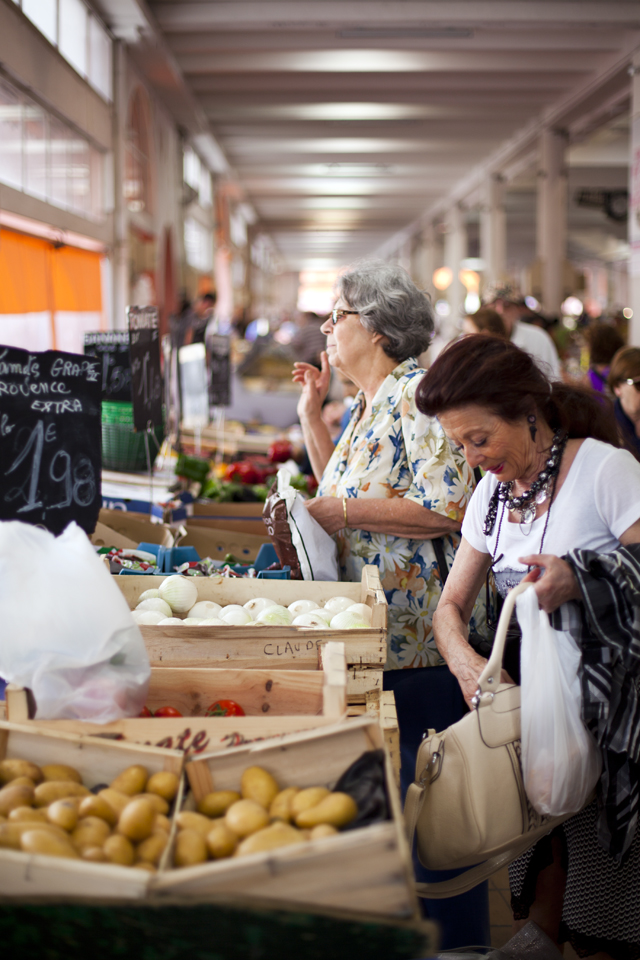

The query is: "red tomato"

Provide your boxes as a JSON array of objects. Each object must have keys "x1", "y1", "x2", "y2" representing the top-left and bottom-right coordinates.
[
  {"x1": 154, "y1": 706, "x2": 183, "y2": 718},
  {"x1": 236, "y1": 462, "x2": 261, "y2": 485},
  {"x1": 138, "y1": 705, "x2": 153, "y2": 718},
  {"x1": 269, "y1": 439, "x2": 293, "y2": 463},
  {"x1": 205, "y1": 700, "x2": 246, "y2": 717}
]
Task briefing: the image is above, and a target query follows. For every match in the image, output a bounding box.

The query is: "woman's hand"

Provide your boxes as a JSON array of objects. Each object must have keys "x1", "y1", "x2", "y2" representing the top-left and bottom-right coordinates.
[
  {"x1": 304, "y1": 495, "x2": 345, "y2": 535},
  {"x1": 447, "y1": 643, "x2": 491, "y2": 707},
  {"x1": 519, "y1": 553, "x2": 581, "y2": 613},
  {"x1": 293, "y1": 352, "x2": 331, "y2": 423}
]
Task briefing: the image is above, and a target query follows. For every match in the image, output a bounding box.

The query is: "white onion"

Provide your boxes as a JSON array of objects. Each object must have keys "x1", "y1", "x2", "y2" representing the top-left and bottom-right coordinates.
[
  {"x1": 256, "y1": 605, "x2": 293, "y2": 626},
  {"x1": 181, "y1": 617, "x2": 204, "y2": 625},
  {"x1": 243, "y1": 597, "x2": 279, "y2": 616},
  {"x1": 135, "y1": 597, "x2": 173, "y2": 618},
  {"x1": 132, "y1": 610, "x2": 166, "y2": 625},
  {"x1": 157, "y1": 617, "x2": 183, "y2": 625},
  {"x1": 323, "y1": 596, "x2": 356, "y2": 615},
  {"x1": 158, "y1": 576, "x2": 199, "y2": 614},
  {"x1": 188, "y1": 600, "x2": 222, "y2": 619},
  {"x1": 346, "y1": 602, "x2": 372, "y2": 623},
  {"x1": 219, "y1": 605, "x2": 253, "y2": 625},
  {"x1": 292, "y1": 612, "x2": 329, "y2": 628},
  {"x1": 310, "y1": 607, "x2": 333, "y2": 625},
  {"x1": 329, "y1": 610, "x2": 370, "y2": 630},
  {"x1": 288, "y1": 599, "x2": 319, "y2": 617},
  {"x1": 138, "y1": 588, "x2": 160, "y2": 603},
  {"x1": 197, "y1": 617, "x2": 227, "y2": 626}
]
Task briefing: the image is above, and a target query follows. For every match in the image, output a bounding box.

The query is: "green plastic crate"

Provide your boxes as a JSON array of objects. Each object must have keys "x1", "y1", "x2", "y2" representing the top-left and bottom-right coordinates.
[{"x1": 101, "y1": 402, "x2": 164, "y2": 472}]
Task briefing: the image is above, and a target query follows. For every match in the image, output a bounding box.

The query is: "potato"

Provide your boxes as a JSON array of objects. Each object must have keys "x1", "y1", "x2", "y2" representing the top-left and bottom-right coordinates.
[
  {"x1": 295, "y1": 792, "x2": 358, "y2": 830},
  {"x1": 0, "y1": 783, "x2": 35, "y2": 817},
  {"x1": 21, "y1": 828, "x2": 79, "y2": 859},
  {"x1": 71, "y1": 816, "x2": 111, "y2": 850},
  {"x1": 205, "y1": 821, "x2": 238, "y2": 859},
  {"x1": 269, "y1": 787, "x2": 300, "y2": 823},
  {"x1": 225, "y1": 800, "x2": 270, "y2": 838},
  {"x1": 118, "y1": 798, "x2": 156, "y2": 842},
  {"x1": 8, "y1": 806, "x2": 47, "y2": 824},
  {"x1": 176, "y1": 811, "x2": 215, "y2": 836},
  {"x1": 9, "y1": 777, "x2": 37, "y2": 789},
  {"x1": 197, "y1": 790, "x2": 241, "y2": 819},
  {"x1": 153, "y1": 813, "x2": 171, "y2": 834},
  {"x1": 78, "y1": 794, "x2": 118, "y2": 827},
  {"x1": 110, "y1": 765, "x2": 148, "y2": 796},
  {"x1": 0, "y1": 823, "x2": 22, "y2": 849},
  {"x1": 0, "y1": 759, "x2": 43, "y2": 785},
  {"x1": 33, "y1": 781, "x2": 90, "y2": 807},
  {"x1": 309, "y1": 823, "x2": 339, "y2": 840},
  {"x1": 82, "y1": 846, "x2": 108, "y2": 863},
  {"x1": 47, "y1": 800, "x2": 79, "y2": 832},
  {"x1": 146, "y1": 771, "x2": 179, "y2": 802},
  {"x1": 136, "y1": 832, "x2": 167, "y2": 866},
  {"x1": 41, "y1": 764, "x2": 82, "y2": 784},
  {"x1": 290, "y1": 787, "x2": 330, "y2": 817},
  {"x1": 240, "y1": 766, "x2": 279, "y2": 809},
  {"x1": 174, "y1": 828, "x2": 207, "y2": 868},
  {"x1": 98, "y1": 788, "x2": 131, "y2": 818},
  {"x1": 137, "y1": 793, "x2": 169, "y2": 815},
  {"x1": 103, "y1": 833, "x2": 135, "y2": 866},
  {"x1": 235, "y1": 822, "x2": 307, "y2": 857}
]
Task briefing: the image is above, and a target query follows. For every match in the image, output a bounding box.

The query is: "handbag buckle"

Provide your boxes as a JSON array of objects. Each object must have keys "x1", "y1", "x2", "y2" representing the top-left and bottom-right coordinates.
[{"x1": 419, "y1": 744, "x2": 444, "y2": 784}]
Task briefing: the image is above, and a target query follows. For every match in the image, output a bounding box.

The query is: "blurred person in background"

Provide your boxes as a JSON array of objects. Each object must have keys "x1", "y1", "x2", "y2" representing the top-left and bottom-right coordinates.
[
  {"x1": 462, "y1": 306, "x2": 508, "y2": 339},
  {"x1": 290, "y1": 311, "x2": 327, "y2": 368},
  {"x1": 486, "y1": 285, "x2": 561, "y2": 378},
  {"x1": 609, "y1": 347, "x2": 640, "y2": 459},
  {"x1": 583, "y1": 323, "x2": 625, "y2": 395},
  {"x1": 292, "y1": 259, "x2": 489, "y2": 949},
  {"x1": 190, "y1": 292, "x2": 216, "y2": 343}
]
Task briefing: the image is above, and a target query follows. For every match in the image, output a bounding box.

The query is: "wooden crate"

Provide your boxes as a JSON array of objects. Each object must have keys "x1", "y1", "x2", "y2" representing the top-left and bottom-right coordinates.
[
  {"x1": 151, "y1": 717, "x2": 419, "y2": 920},
  {"x1": 99, "y1": 509, "x2": 174, "y2": 547},
  {"x1": 189, "y1": 503, "x2": 267, "y2": 536},
  {"x1": 5, "y1": 644, "x2": 348, "y2": 756},
  {"x1": 0, "y1": 721, "x2": 183, "y2": 900},
  {"x1": 116, "y1": 565, "x2": 387, "y2": 676},
  {"x1": 175, "y1": 524, "x2": 269, "y2": 564}
]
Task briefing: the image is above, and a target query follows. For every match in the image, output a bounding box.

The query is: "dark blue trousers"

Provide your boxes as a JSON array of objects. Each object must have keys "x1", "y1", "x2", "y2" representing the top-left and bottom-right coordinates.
[{"x1": 384, "y1": 665, "x2": 491, "y2": 951}]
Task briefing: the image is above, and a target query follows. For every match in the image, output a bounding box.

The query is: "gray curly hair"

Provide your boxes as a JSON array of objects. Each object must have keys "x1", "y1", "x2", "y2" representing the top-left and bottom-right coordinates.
[{"x1": 335, "y1": 259, "x2": 434, "y2": 362}]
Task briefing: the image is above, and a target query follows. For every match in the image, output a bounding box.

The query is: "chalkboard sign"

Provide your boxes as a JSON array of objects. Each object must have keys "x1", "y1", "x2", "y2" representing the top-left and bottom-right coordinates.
[
  {"x1": 208, "y1": 333, "x2": 231, "y2": 407},
  {"x1": 127, "y1": 306, "x2": 163, "y2": 432},
  {"x1": 83, "y1": 331, "x2": 132, "y2": 401},
  {"x1": 0, "y1": 345, "x2": 101, "y2": 535}
]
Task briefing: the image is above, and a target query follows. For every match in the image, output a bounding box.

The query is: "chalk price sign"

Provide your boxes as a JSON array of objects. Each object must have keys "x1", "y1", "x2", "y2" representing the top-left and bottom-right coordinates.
[
  {"x1": 0, "y1": 345, "x2": 101, "y2": 535},
  {"x1": 127, "y1": 306, "x2": 163, "y2": 432},
  {"x1": 83, "y1": 330, "x2": 132, "y2": 401}
]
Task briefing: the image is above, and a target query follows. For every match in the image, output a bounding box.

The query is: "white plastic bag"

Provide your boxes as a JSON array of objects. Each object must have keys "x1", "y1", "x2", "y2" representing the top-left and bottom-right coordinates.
[
  {"x1": 516, "y1": 585, "x2": 601, "y2": 817},
  {"x1": 264, "y1": 469, "x2": 339, "y2": 581},
  {"x1": 0, "y1": 520, "x2": 150, "y2": 722}
]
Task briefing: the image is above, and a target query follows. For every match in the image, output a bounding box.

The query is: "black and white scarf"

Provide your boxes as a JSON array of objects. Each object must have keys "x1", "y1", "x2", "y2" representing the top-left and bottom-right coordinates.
[{"x1": 562, "y1": 544, "x2": 640, "y2": 862}]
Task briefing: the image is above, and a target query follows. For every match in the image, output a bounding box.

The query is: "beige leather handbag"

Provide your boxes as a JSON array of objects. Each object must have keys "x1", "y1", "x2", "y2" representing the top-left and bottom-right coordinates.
[{"x1": 404, "y1": 581, "x2": 586, "y2": 898}]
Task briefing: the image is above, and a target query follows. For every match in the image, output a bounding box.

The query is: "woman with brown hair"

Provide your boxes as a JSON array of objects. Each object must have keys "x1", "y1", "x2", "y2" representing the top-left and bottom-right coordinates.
[
  {"x1": 416, "y1": 334, "x2": 640, "y2": 960},
  {"x1": 609, "y1": 346, "x2": 640, "y2": 458},
  {"x1": 462, "y1": 306, "x2": 508, "y2": 339}
]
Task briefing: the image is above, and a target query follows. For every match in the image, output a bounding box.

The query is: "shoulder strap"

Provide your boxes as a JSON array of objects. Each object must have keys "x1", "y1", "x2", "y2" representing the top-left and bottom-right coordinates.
[{"x1": 431, "y1": 537, "x2": 450, "y2": 586}]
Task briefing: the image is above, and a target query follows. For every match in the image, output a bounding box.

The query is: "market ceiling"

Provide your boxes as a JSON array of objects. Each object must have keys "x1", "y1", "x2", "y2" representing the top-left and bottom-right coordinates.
[{"x1": 102, "y1": 1, "x2": 640, "y2": 271}]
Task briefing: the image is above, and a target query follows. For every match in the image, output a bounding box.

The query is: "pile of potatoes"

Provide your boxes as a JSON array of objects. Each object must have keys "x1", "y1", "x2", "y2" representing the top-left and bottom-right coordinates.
[
  {"x1": 174, "y1": 764, "x2": 358, "y2": 867},
  {"x1": 0, "y1": 758, "x2": 179, "y2": 871}
]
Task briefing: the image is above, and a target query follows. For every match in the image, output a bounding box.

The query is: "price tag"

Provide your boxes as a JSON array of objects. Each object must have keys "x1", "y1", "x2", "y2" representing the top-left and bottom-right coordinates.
[
  {"x1": 127, "y1": 306, "x2": 163, "y2": 431},
  {"x1": 208, "y1": 333, "x2": 231, "y2": 407},
  {"x1": 0, "y1": 345, "x2": 101, "y2": 535},
  {"x1": 83, "y1": 331, "x2": 132, "y2": 400}
]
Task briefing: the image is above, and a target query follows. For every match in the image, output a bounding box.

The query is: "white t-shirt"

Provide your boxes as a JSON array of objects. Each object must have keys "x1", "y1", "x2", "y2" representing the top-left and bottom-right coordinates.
[
  {"x1": 511, "y1": 321, "x2": 561, "y2": 380},
  {"x1": 461, "y1": 438, "x2": 640, "y2": 596}
]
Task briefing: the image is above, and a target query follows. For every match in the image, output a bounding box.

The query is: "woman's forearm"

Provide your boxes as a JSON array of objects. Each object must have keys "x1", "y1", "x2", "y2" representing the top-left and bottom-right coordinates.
[
  {"x1": 344, "y1": 496, "x2": 460, "y2": 538},
  {"x1": 433, "y1": 600, "x2": 488, "y2": 704},
  {"x1": 299, "y1": 415, "x2": 336, "y2": 482}
]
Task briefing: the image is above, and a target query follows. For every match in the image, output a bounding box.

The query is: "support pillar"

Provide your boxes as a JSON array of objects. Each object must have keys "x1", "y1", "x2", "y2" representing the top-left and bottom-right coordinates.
[
  {"x1": 480, "y1": 175, "x2": 506, "y2": 291},
  {"x1": 443, "y1": 205, "x2": 466, "y2": 339},
  {"x1": 536, "y1": 128, "x2": 568, "y2": 316},
  {"x1": 629, "y1": 47, "x2": 640, "y2": 345},
  {"x1": 410, "y1": 224, "x2": 436, "y2": 298},
  {"x1": 112, "y1": 41, "x2": 128, "y2": 330}
]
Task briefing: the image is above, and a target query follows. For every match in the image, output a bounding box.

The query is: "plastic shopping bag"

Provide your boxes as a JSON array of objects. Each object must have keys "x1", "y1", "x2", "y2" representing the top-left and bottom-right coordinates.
[
  {"x1": 0, "y1": 520, "x2": 150, "y2": 722},
  {"x1": 516, "y1": 586, "x2": 601, "y2": 817},
  {"x1": 263, "y1": 469, "x2": 339, "y2": 581}
]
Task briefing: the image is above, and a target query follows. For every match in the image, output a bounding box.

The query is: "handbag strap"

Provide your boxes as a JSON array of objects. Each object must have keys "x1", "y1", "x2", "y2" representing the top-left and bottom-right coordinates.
[{"x1": 477, "y1": 580, "x2": 532, "y2": 696}]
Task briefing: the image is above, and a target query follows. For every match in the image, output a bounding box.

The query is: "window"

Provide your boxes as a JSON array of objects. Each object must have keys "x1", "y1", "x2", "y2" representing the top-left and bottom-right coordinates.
[
  {"x1": 183, "y1": 146, "x2": 212, "y2": 208},
  {"x1": 0, "y1": 75, "x2": 103, "y2": 220},
  {"x1": 14, "y1": 0, "x2": 112, "y2": 102},
  {"x1": 184, "y1": 217, "x2": 213, "y2": 273},
  {"x1": 124, "y1": 89, "x2": 152, "y2": 214}
]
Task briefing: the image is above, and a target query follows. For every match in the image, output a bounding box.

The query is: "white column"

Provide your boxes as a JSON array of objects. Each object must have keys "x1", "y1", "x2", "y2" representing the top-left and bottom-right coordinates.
[
  {"x1": 536, "y1": 128, "x2": 568, "y2": 315},
  {"x1": 410, "y1": 224, "x2": 436, "y2": 298},
  {"x1": 443, "y1": 205, "x2": 466, "y2": 339},
  {"x1": 480, "y1": 174, "x2": 506, "y2": 291},
  {"x1": 629, "y1": 47, "x2": 640, "y2": 345},
  {"x1": 112, "y1": 41, "x2": 128, "y2": 330}
]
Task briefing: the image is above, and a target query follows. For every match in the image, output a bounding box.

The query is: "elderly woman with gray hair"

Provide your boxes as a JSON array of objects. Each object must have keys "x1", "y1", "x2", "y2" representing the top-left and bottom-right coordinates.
[{"x1": 292, "y1": 259, "x2": 488, "y2": 949}]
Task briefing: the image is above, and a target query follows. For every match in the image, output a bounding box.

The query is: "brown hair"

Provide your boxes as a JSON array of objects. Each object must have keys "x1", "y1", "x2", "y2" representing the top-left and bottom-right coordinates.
[
  {"x1": 466, "y1": 307, "x2": 508, "y2": 339},
  {"x1": 585, "y1": 323, "x2": 624, "y2": 366},
  {"x1": 416, "y1": 334, "x2": 619, "y2": 445},
  {"x1": 608, "y1": 346, "x2": 640, "y2": 390}
]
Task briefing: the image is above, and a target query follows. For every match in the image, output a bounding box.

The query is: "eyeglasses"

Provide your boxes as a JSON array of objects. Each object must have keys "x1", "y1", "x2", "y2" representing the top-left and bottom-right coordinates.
[
  {"x1": 331, "y1": 308, "x2": 359, "y2": 325},
  {"x1": 625, "y1": 377, "x2": 640, "y2": 391}
]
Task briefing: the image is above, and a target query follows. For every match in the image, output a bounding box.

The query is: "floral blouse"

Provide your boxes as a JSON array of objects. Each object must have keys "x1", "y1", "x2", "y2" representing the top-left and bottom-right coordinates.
[{"x1": 317, "y1": 357, "x2": 485, "y2": 670}]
